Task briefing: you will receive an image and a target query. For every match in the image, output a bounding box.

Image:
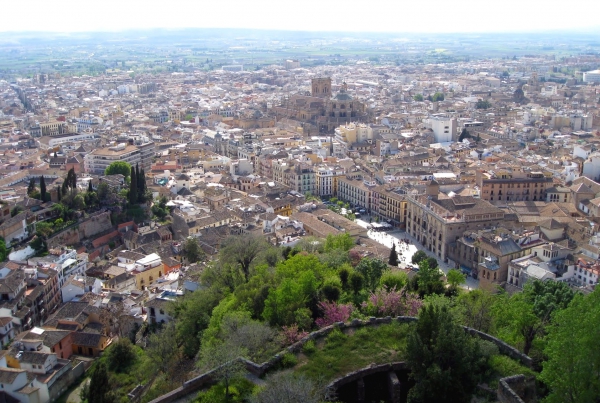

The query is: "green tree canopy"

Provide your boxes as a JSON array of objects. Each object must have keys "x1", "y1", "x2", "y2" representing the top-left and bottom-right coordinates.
[
  {"x1": 87, "y1": 361, "x2": 114, "y2": 403},
  {"x1": 355, "y1": 257, "x2": 387, "y2": 292},
  {"x1": 407, "y1": 305, "x2": 486, "y2": 403},
  {"x1": 413, "y1": 94, "x2": 424, "y2": 102},
  {"x1": 475, "y1": 100, "x2": 491, "y2": 109},
  {"x1": 416, "y1": 260, "x2": 444, "y2": 296},
  {"x1": 323, "y1": 233, "x2": 355, "y2": 252},
  {"x1": 104, "y1": 161, "x2": 132, "y2": 177},
  {"x1": 446, "y1": 269, "x2": 466, "y2": 289},
  {"x1": 541, "y1": 288, "x2": 600, "y2": 403},
  {"x1": 182, "y1": 237, "x2": 205, "y2": 264},
  {"x1": 411, "y1": 250, "x2": 427, "y2": 265}
]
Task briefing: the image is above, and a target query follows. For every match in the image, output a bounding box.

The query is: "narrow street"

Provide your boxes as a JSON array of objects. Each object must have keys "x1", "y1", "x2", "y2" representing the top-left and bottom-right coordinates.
[{"x1": 355, "y1": 218, "x2": 479, "y2": 290}]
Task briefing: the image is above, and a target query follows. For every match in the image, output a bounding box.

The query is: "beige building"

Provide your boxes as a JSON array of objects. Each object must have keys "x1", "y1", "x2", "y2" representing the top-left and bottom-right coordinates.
[
  {"x1": 337, "y1": 175, "x2": 377, "y2": 212},
  {"x1": 406, "y1": 181, "x2": 505, "y2": 261},
  {"x1": 477, "y1": 169, "x2": 553, "y2": 202},
  {"x1": 84, "y1": 142, "x2": 154, "y2": 174}
]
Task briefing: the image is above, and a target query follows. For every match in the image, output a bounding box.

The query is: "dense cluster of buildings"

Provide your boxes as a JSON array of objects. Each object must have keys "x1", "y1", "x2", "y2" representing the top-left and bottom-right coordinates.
[{"x1": 0, "y1": 53, "x2": 599, "y2": 401}]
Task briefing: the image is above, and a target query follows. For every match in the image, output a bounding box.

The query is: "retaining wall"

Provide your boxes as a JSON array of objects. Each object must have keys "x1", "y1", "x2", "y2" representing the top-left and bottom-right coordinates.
[
  {"x1": 147, "y1": 316, "x2": 533, "y2": 403},
  {"x1": 498, "y1": 375, "x2": 537, "y2": 403}
]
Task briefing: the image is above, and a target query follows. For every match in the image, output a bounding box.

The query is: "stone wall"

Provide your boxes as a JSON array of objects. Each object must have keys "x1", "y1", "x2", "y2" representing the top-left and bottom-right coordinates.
[
  {"x1": 48, "y1": 361, "x2": 85, "y2": 402},
  {"x1": 78, "y1": 211, "x2": 113, "y2": 239},
  {"x1": 47, "y1": 226, "x2": 81, "y2": 249},
  {"x1": 147, "y1": 316, "x2": 533, "y2": 403},
  {"x1": 47, "y1": 211, "x2": 113, "y2": 249},
  {"x1": 498, "y1": 375, "x2": 537, "y2": 403}
]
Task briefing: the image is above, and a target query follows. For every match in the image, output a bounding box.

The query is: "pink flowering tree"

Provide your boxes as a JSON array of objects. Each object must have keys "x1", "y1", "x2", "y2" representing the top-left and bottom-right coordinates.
[
  {"x1": 362, "y1": 286, "x2": 423, "y2": 317},
  {"x1": 280, "y1": 324, "x2": 309, "y2": 346},
  {"x1": 315, "y1": 301, "x2": 354, "y2": 328}
]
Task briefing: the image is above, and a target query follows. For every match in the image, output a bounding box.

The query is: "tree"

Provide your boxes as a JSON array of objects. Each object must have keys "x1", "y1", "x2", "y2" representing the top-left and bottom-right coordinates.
[
  {"x1": 411, "y1": 250, "x2": 427, "y2": 265},
  {"x1": 475, "y1": 100, "x2": 491, "y2": 109},
  {"x1": 514, "y1": 87, "x2": 525, "y2": 103},
  {"x1": 459, "y1": 128, "x2": 471, "y2": 142},
  {"x1": 388, "y1": 244, "x2": 399, "y2": 266},
  {"x1": 65, "y1": 168, "x2": 77, "y2": 190},
  {"x1": 0, "y1": 238, "x2": 7, "y2": 262},
  {"x1": 456, "y1": 289, "x2": 494, "y2": 333},
  {"x1": 198, "y1": 340, "x2": 247, "y2": 401},
  {"x1": 323, "y1": 233, "x2": 354, "y2": 252},
  {"x1": 413, "y1": 94, "x2": 424, "y2": 102},
  {"x1": 104, "y1": 161, "x2": 131, "y2": 177},
  {"x1": 139, "y1": 168, "x2": 148, "y2": 202},
  {"x1": 40, "y1": 175, "x2": 47, "y2": 202},
  {"x1": 27, "y1": 178, "x2": 36, "y2": 197},
  {"x1": 152, "y1": 196, "x2": 169, "y2": 220},
  {"x1": 88, "y1": 180, "x2": 93, "y2": 193},
  {"x1": 251, "y1": 371, "x2": 326, "y2": 403},
  {"x1": 349, "y1": 271, "x2": 364, "y2": 294},
  {"x1": 129, "y1": 166, "x2": 137, "y2": 205},
  {"x1": 105, "y1": 338, "x2": 136, "y2": 373},
  {"x1": 425, "y1": 256, "x2": 438, "y2": 269},
  {"x1": 146, "y1": 322, "x2": 181, "y2": 376},
  {"x1": 379, "y1": 270, "x2": 408, "y2": 290},
  {"x1": 56, "y1": 186, "x2": 62, "y2": 201},
  {"x1": 407, "y1": 305, "x2": 486, "y2": 403},
  {"x1": 493, "y1": 280, "x2": 575, "y2": 356},
  {"x1": 446, "y1": 269, "x2": 466, "y2": 289},
  {"x1": 263, "y1": 270, "x2": 318, "y2": 327},
  {"x1": 219, "y1": 234, "x2": 269, "y2": 282},
  {"x1": 355, "y1": 257, "x2": 386, "y2": 292},
  {"x1": 87, "y1": 361, "x2": 113, "y2": 403},
  {"x1": 416, "y1": 260, "x2": 444, "y2": 296},
  {"x1": 432, "y1": 92, "x2": 444, "y2": 102},
  {"x1": 541, "y1": 289, "x2": 600, "y2": 403},
  {"x1": 10, "y1": 206, "x2": 23, "y2": 217},
  {"x1": 182, "y1": 237, "x2": 205, "y2": 264}
]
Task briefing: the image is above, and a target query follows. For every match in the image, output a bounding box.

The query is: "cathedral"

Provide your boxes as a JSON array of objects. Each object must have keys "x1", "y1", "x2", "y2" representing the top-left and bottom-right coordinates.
[{"x1": 272, "y1": 77, "x2": 369, "y2": 134}]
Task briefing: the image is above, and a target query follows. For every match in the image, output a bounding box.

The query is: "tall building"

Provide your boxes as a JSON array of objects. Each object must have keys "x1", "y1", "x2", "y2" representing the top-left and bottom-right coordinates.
[
  {"x1": 312, "y1": 77, "x2": 332, "y2": 98},
  {"x1": 477, "y1": 170, "x2": 553, "y2": 202},
  {"x1": 84, "y1": 144, "x2": 142, "y2": 174},
  {"x1": 583, "y1": 70, "x2": 600, "y2": 83},
  {"x1": 429, "y1": 115, "x2": 457, "y2": 143}
]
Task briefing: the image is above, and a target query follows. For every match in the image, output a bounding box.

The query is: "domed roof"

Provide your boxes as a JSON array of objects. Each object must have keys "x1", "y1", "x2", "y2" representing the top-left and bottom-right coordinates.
[{"x1": 334, "y1": 92, "x2": 353, "y2": 101}]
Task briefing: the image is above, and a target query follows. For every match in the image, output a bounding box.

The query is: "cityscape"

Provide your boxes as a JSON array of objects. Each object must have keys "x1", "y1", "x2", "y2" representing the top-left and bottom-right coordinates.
[{"x1": 0, "y1": 7, "x2": 599, "y2": 403}]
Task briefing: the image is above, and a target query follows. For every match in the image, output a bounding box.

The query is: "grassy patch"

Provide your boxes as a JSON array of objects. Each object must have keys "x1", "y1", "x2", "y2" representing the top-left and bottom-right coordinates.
[
  {"x1": 485, "y1": 355, "x2": 537, "y2": 389},
  {"x1": 295, "y1": 322, "x2": 410, "y2": 381}
]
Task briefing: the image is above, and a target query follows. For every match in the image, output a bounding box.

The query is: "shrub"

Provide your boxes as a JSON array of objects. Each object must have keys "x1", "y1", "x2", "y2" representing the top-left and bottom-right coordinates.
[
  {"x1": 325, "y1": 328, "x2": 346, "y2": 347},
  {"x1": 281, "y1": 353, "x2": 298, "y2": 369},
  {"x1": 315, "y1": 301, "x2": 353, "y2": 328},
  {"x1": 280, "y1": 324, "x2": 308, "y2": 346},
  {"x1": 302, "y1": 340, "x2": 316, "y2": 355},
  {"x1": 362, "y1": 286, "x2": 423, "y2": 317}
]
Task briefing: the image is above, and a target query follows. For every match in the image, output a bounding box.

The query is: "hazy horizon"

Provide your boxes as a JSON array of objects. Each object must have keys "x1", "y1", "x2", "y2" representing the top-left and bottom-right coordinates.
[{"x1": 3, "y1": 0, "x2": 600, "y2": 34}]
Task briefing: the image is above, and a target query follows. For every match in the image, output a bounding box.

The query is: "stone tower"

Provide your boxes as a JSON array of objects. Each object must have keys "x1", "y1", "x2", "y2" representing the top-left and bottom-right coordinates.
[{"x1": 312, "y1": 77, "x2": 332, "y2": 98}]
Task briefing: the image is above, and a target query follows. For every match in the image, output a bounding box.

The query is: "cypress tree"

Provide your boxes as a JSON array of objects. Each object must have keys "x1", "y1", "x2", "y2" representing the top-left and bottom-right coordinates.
[
  {"x1": 129, "y1": 166, "x2": 137, "y2": 205},
  {"x1": 57, "y1": 186, "x2": 62, "y2": 201},
  {"x1": 388, "y1": 243, "x2": 399, "y2": 266},
  {"x1": 40, "y1": 175, "x2": 47, "y2": 202},
  {"x1": 141, "y1": 168, "x2": 147, "y2": 198},
  {"x1": 88, "y1": 180, "x2": 93, "y2": 192},
  {"x1": 27, "y1": 178, "x2": 36, "y2": 196},
  {"x1": 136, "y1": 164, "x2": 144, "y2": 203},
  {"x1": 88, "y1": 361, "x2": 112, "y2": 403}
]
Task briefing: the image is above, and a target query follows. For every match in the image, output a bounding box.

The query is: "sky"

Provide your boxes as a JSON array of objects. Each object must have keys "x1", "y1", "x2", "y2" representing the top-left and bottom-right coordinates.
[{"x1": 2, "y1": 0, "x2": 599, "y2": 33}]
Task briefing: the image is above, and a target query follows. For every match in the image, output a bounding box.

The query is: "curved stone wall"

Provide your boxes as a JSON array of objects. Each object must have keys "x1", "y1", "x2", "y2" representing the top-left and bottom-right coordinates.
[{"x1": 147, "y1": 316, "x2": 532, "y2": 403}]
